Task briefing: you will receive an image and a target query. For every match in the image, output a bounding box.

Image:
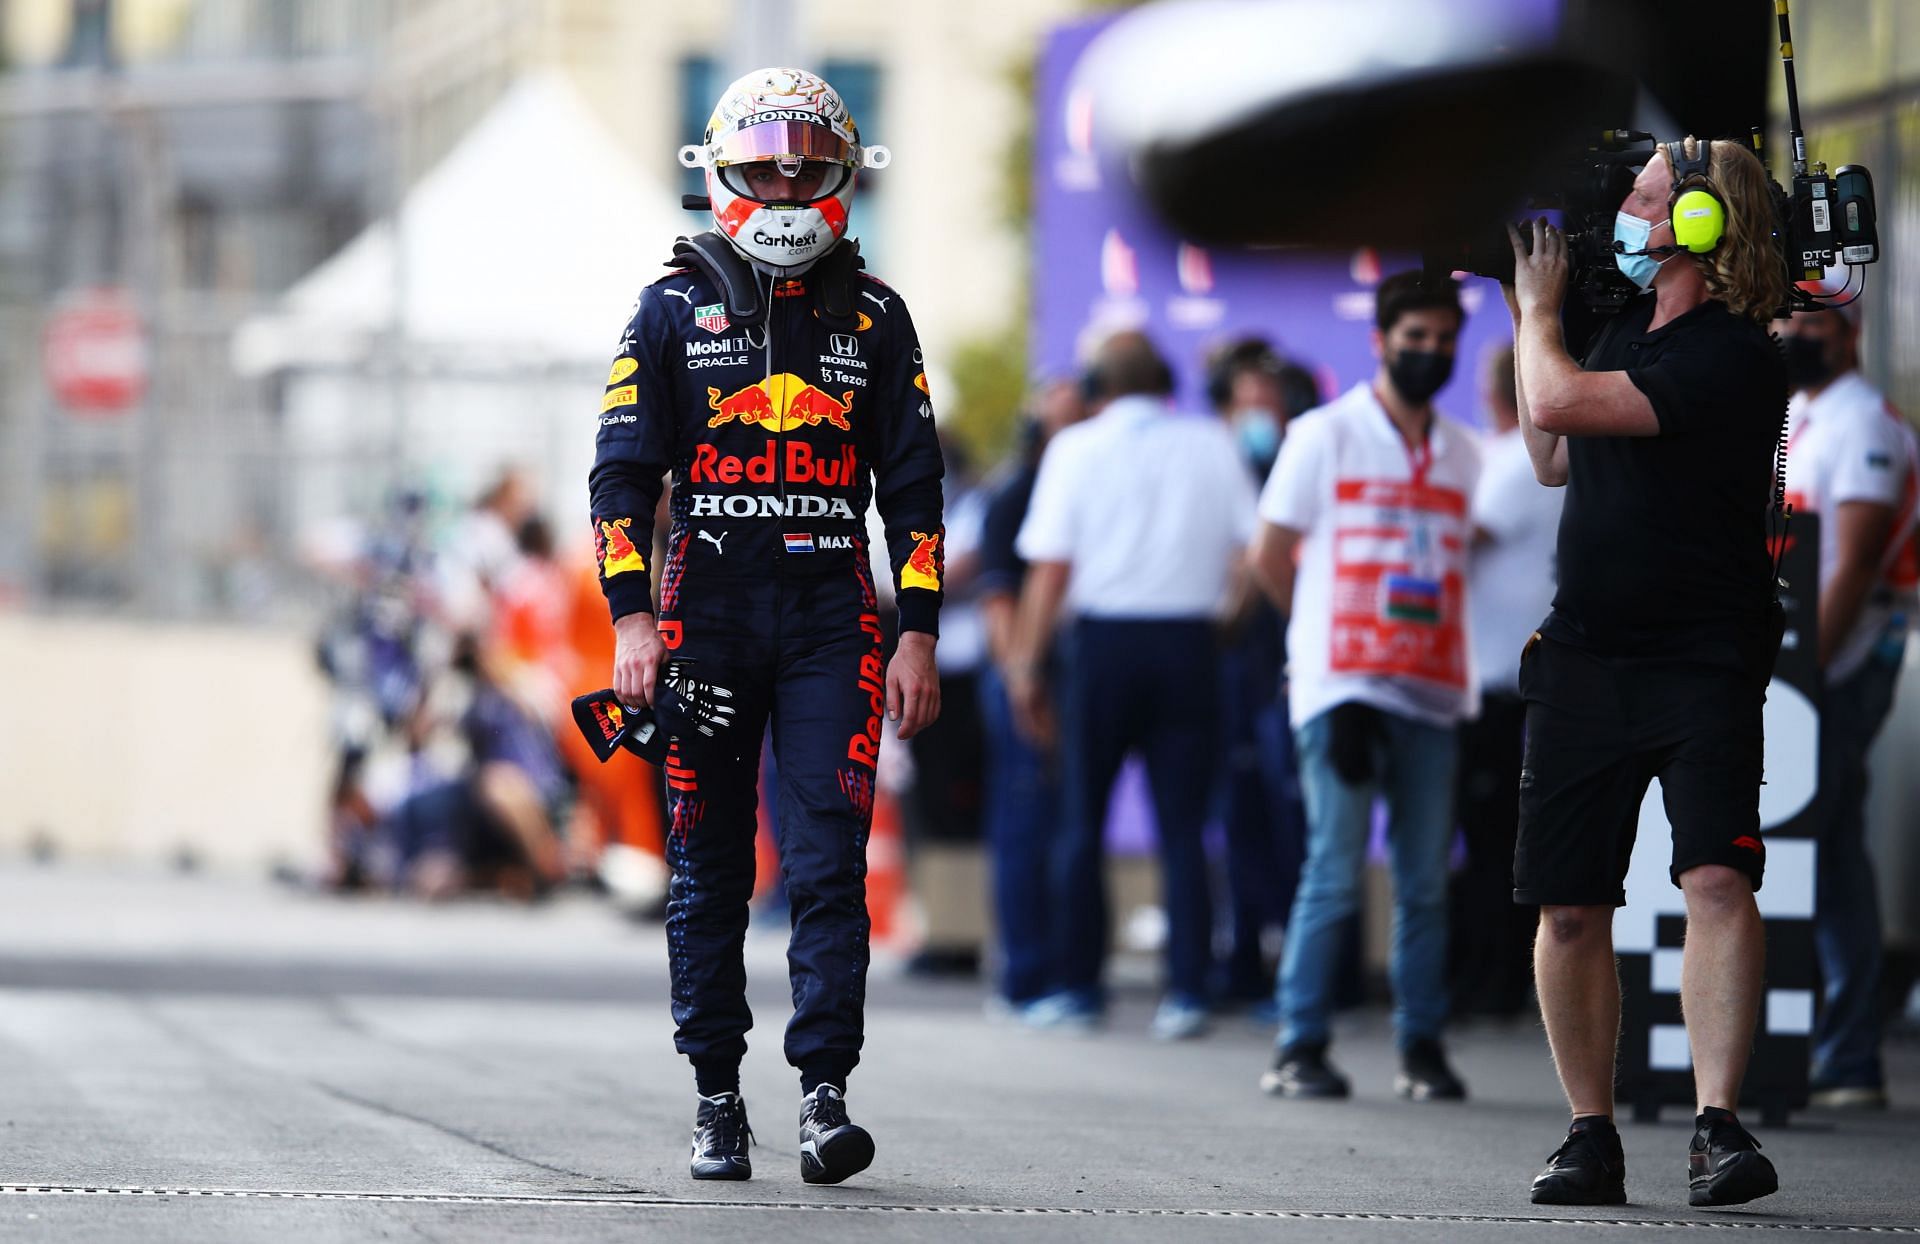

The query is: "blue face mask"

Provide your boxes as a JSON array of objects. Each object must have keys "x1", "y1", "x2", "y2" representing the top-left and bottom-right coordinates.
[
  {"x1": 1613, "y1": 211, "x2": 1671, "y2": 290},
  {"x1": 1234, "y1": 408, "x2": 1281, "y2": 469}
]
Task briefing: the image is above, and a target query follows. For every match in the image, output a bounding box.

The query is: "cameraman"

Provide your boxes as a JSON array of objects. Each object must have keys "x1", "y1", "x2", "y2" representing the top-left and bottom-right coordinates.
[{"x1": 1506, "y1": 138, "x2": 1787, "y2": 1209}]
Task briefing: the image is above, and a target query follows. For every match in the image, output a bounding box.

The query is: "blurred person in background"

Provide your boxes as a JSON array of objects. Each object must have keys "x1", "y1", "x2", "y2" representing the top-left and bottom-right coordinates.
[
  {"x1": 441, "y1": 469, "x2": 536, "y2": 631},
  {"x1": 554, "y1": 542, "x2": 671, "y2": 918},
  {"x1": 1205, "y1": 337, "x2": 1315, "y2": 1016},
  {"x1": 975, "y1": 379, "x2": 1088, "y2": 1016},
  {"x1": 900, "y1": 434, "x2": 989, "y2": 978},
  {"x1": 492, "y1": 516, "x2": 577, "y2": 726},
  {"x1": 373, "y1": 631, "x2": 570, "y2": 901},
  {"x1": 491, "y1": 512, "x2": 672, "y2": 908},
  {"x1": 1452, "y1": 343, "x2": 1560, "y2": 1019},
  {"x1": 590, "y1": 68, "x2": 942, "y2": 1185},
  {"x1": 1777, "y1": 300, "x2": 1920, "y2": 1110},
  {"x1": 1249, "y1": 271, "x2": 1478, "y2": 1102},
  {"x1": 312, "y1": 488, "x2": 440, "y2": 891},
  {"x1": 1008, "y1": 330, "x2": 1258, "y2": 1040}
]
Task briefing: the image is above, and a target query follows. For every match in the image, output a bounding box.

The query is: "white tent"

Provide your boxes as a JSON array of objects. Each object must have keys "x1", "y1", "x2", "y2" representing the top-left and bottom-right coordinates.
[
  {"x1": 235, "y1": 72, "x2": 690, "y2": 373},
  {"x1": 235, "y1": 72, "x2": 694, "y2": 537}
]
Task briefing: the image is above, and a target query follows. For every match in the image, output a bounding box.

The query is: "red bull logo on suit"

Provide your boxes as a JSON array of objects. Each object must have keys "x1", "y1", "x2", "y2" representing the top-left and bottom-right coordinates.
[{"x1": 706, "y1": 373, "x2": 854, "y2": 432}]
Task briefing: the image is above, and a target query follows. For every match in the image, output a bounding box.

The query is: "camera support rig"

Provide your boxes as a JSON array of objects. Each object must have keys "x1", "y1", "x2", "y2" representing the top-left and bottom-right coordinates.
[
  {"x1": 1430, "y1": 0, "x2": 1879, "y2": 321},
  {"x1": 1773, "y1": 0, "x2": 1878, "y2": 303}
]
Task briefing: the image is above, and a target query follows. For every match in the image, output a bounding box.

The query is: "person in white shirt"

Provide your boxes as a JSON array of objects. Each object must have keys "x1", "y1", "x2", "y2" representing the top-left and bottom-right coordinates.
[
  {"x1": 1453, "y1": 343, "x2": 1564, "y2": 1017},
  {"x1": 1776, "y1": 302, "x2": 1920, "y2": 1109},
  {"x1": 1249, "y1": 272, "x2": 1481, "y2": 1101},
  {"x1": 1008, "y1": 330, "x2": 1259, "y2": 1040}
]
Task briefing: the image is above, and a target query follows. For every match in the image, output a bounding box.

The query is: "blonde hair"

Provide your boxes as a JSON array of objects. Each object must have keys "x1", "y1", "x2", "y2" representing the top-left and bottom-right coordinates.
[{"x1": 1661, "y1": 136, "x2": 1789, "y2": 324}]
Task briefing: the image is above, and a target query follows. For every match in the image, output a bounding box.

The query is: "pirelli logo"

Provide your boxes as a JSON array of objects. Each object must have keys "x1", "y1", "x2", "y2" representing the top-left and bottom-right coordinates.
[{"x1": 602, "y1": 385, "x2": 637, "y2": 412}]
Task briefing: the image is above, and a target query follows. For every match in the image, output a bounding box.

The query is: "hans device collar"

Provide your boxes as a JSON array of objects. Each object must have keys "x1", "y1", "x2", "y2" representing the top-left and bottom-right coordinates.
[{"x1": 668, "y1": 230, "x2": 866, "y2": 331}]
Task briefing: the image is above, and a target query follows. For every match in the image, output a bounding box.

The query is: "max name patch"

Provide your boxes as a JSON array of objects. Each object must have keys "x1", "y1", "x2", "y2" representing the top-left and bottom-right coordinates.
[{"x1": 783, "y1": 533, "x2": 855, "y2": 554}]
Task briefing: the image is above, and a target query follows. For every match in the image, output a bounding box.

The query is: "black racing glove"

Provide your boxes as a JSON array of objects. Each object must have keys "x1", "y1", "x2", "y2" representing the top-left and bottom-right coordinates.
[
  {"x1": 570, "y1": 659, "x2": 738, "y2": 766},
  {"x1": 659, "y1": 658, "x2": 737, "y2": 738},
  {"x1": 1326, "y1": 701, "x2": 1383, "y2": 787}
]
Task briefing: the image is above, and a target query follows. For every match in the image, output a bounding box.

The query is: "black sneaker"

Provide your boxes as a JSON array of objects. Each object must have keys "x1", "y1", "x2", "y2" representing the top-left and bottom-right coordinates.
[
  {"x1": 1259, "y1": 1042, "x2": 1351, "y2": 1099},
  {"x1": 1531, "y1": 1120, "x2": 1627, "y2": 1205},
  {"x1": 798, "y1": 1085, "x2": 875, "y2": 1185},
  {"x1": 1395, "y1": 1037, "x2": 1468, "y2": 1101},
  {"x1": 690, "y1": 1091, "x2": 753, "y2": 1181},
  {"x1": 1688, "y1": 1108, "x2": 1778, "y2": 1207}
]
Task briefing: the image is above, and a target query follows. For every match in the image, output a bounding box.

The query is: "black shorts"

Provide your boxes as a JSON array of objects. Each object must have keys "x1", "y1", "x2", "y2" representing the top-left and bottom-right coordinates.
[{"x1": 1513, "y1": 633, "x2": 1767, "y2": 907}]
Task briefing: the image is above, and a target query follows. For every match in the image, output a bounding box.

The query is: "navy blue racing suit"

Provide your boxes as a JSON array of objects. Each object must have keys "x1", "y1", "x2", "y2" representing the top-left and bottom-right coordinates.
[{"x1": 589, "y1": 258, "x2": 944, "y2": 1091}]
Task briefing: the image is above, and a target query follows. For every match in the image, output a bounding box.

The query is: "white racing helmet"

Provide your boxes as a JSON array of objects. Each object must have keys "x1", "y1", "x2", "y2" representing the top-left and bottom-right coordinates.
[{"x1": 678, "y1": 67, "x2": 890, "y2": 273}]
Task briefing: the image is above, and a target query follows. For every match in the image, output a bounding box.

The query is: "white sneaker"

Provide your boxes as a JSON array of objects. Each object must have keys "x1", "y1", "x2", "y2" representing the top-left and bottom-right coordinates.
[
  {"x1": 1149, "y1": 998, "x2": 1210, "y2": 1041},
  {"x1": 1809, "y1": 1085, "x2": 1887, "y2": 1110},
  {"x1": 1018, "y1": 993, "x2": 1101, "y2": 1035}
]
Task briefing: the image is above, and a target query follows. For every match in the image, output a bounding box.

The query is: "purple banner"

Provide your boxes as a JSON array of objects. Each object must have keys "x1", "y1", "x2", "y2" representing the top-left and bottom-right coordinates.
[{"x1": 1031, "y1": 13, "x2": 1525, "y2": 429}]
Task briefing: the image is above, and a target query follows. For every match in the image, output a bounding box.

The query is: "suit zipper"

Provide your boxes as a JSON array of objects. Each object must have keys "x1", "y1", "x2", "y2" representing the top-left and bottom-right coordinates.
[
  {"x1": 768, "y1": 271, "x2": 786, "y2": 644},
  {"x1": 770, "y1": 271, "x2": 785, "y2": 513}
]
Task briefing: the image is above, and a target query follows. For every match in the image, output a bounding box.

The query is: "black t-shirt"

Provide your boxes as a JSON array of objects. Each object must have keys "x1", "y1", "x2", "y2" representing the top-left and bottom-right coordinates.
[
  {"x1": 976, "y1": 460, "x2": 1039, "y2": 599},
  {"x1": 1542, "y1": 295, "x2": 1786, "y2": 668}
]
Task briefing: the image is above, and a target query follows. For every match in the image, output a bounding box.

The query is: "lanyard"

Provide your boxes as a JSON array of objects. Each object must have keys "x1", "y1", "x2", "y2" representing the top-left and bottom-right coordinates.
[
  {"x1": 1373, "y1": 391, "x2": 1435, "y2": 488},
  {"x1": 1404, "y1": 435, "x2": 1433, "y2": 489}
]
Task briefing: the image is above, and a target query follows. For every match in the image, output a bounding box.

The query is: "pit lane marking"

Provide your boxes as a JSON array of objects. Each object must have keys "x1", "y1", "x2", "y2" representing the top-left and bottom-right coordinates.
[{"x1": 2, "y1": 1185, "x2": 1916, "y2": 1231}]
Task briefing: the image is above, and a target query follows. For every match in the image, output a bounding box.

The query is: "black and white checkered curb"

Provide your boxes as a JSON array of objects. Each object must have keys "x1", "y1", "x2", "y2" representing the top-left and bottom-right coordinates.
[{"x1": 3, "y1": 1184, "x2": 1918, "y2": 1231}]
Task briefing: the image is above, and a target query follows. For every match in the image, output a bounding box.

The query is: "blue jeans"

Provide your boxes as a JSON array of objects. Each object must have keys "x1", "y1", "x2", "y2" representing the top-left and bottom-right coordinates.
[
  {"x1": 1278, "y1": 705, "x2": 1458, "y2": 1050},
  {"x1": 1813, "y1": 651, "x2": 1902, "y2": 1089},
  {"x1": 1217, "y1": 609, "x2": 1306, "y2": 1000},
  {"x1": 978, "y1": 663, "x2": 1059, "y2": 1005},
  {"x1": 1053, "y1": 618, "x2": 1220, "y2": 1007}
]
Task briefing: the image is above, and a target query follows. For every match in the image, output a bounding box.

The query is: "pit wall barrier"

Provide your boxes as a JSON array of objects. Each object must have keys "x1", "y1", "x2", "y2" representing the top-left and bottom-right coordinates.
[{"x1": 0, "y1": 613, "x2": 330, "y2": 872}]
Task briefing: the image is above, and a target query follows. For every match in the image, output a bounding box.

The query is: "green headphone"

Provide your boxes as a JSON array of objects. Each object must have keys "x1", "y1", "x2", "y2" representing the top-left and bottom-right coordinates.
[{"x1": 1667, "y1": 140, "x2": 1726, "y2": 254}]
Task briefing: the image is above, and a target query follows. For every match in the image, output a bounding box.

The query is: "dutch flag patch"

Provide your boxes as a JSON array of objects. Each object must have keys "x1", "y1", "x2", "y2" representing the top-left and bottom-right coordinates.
[{"x1": 783, "y1": 533, "x2": 815, "y2": 554}]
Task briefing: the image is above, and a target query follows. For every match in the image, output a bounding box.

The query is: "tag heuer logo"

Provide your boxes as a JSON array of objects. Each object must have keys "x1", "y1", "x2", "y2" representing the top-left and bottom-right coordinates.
[{"x1": 694, "y1": 303, "x2": 731, "y2": 334}]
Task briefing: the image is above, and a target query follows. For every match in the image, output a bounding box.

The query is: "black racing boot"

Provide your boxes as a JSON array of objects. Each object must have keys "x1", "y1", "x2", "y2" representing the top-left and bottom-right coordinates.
[
  {"x1": 798, "y1": 1085, "x2": 875, "y2": 1185},
  {"x1": 689, "y1": 1091, "x2": 753, "y2": 1181},
  {"x1": 1688, "y1": 1108, "x2": 1778, "y2": 1207},
  {"x1": 1531, "y1": 1117, "x2": 1627, "y2": 1205}
]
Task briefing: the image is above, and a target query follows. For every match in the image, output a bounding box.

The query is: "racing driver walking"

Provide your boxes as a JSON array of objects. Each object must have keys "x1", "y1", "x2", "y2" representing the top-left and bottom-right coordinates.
[{"x1": 590, "y1": 67, "x2": 944, "y2": 1185}]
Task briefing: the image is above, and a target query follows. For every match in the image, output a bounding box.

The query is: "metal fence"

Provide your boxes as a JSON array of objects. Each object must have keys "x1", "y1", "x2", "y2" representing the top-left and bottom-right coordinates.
[{"x1": 1, "y1": 294, "x2": 605, "y2": 621}]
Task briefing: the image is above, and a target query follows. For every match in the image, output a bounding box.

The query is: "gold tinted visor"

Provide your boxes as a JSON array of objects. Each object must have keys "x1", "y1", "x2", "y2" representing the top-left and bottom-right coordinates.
[{"x1": 712, "y1": 120, "x2": 855, "y2": 167}]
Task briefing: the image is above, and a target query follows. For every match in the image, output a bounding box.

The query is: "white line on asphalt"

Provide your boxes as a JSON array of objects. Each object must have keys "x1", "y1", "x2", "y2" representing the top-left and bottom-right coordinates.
[{"x1": 1, "y1": 1186, "x2": 1915, "y2": 1232}]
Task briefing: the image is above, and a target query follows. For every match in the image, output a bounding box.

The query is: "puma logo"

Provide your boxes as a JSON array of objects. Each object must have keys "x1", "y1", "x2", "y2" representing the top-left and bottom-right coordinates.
[
  {"x1": 861, "y1": 290, "x2": 890, "y2": 313},
  {"x1": 661, "y1": 286, "x2": 696, "y2": 305},
  {"x1": 696, "y1": 529, "x2": 728, "y2": 555}
]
